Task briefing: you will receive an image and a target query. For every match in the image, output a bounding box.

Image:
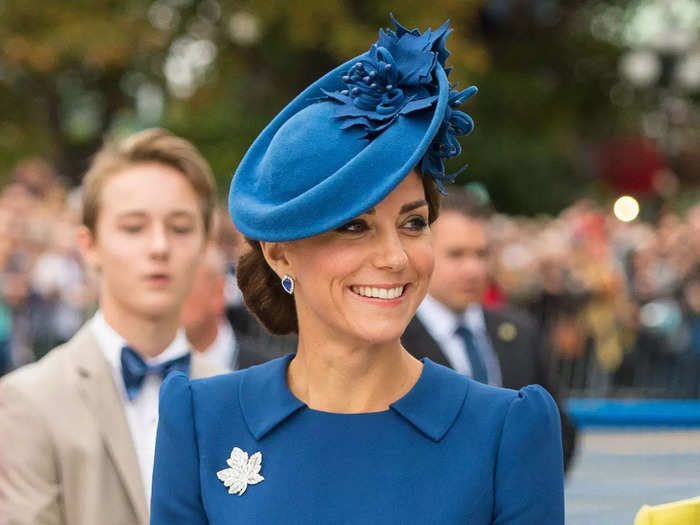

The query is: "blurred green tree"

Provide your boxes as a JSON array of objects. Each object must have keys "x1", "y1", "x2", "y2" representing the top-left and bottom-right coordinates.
[{"x1": 1, "y1": 0, "x2": 676, "y2": 215}]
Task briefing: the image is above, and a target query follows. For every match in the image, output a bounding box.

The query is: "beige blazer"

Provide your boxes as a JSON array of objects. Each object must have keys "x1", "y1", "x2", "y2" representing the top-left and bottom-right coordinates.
[{"x1": 0, "y1": 325, "x2": 225, "y2": 525}]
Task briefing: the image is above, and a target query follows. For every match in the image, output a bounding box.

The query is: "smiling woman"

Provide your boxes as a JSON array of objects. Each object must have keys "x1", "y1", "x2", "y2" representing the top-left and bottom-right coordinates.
[
  {"x1": 151, "y1": 15, "x2": 565, "y2": 525},
  {"x1": 236, "y1": 172, "x2": 441, "y2": 336}
]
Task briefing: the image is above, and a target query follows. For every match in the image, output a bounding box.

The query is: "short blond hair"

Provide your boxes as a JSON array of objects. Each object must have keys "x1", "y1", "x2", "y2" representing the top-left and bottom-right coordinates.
[{"x1": 81, "y1": 128, "x2": 217, "y2": 234}]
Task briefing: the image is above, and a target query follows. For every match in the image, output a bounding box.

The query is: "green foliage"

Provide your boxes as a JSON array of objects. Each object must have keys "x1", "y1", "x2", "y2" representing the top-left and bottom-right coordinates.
[{"x1": 0, "y1": 0, "x2": 647, "y2": 213}]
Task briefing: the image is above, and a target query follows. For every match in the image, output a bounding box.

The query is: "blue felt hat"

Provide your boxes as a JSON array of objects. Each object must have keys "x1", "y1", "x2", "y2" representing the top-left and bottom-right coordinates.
[{"x1": 229, "y1": 15, "x2": 477, "y2": 241}]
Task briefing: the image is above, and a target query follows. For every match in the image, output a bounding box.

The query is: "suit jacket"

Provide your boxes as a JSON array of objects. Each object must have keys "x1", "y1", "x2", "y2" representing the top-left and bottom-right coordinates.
[
  {"x1": 226, "y1": 304, "x2": 296, "y2": 370},
  {"x1": 402, "y1": 306, "x2": 578, "y2": 471},
  {"x1": 0, "y1": 325, "x2": 224, "y2": 525}
]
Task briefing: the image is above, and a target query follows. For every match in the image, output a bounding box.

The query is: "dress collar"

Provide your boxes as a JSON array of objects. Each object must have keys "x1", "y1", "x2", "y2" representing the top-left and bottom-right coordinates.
[{"x1": 239, "y1": 353, "x2": 469, "y2": 442}]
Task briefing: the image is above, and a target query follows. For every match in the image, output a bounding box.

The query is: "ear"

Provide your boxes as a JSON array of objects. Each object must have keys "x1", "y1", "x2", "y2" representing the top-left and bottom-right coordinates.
[
  {"x1": 259, "y1": 241, "x2": 293, "y2": 280},
  {"x1": 76, "y1": 225, "x2": 100, "y2": 270}
]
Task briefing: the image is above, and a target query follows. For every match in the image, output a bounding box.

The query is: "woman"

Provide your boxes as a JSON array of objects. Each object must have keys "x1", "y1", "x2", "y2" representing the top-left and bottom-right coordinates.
[{"x1": 151, "y1": 15, "x2": 564, "y2": 524}]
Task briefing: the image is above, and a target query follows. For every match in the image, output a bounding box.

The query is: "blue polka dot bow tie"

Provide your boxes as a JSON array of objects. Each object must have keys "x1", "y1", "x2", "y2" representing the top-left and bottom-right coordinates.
[{"x1": 120, "y1": 345, "x2": 191, "y2": 401}]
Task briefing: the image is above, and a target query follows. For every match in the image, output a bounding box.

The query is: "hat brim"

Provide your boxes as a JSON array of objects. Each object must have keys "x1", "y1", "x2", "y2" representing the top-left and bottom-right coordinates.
[{"x1": 230, "y1": 54, "x2": 450, "y2": 242}]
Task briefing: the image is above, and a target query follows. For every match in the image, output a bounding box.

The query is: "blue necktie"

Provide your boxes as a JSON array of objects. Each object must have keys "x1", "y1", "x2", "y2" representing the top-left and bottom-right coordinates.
[
  {"x1": 120, "y1": 345, "x2": 191, "y2": 401},
  {"x1": 455, "y1": 325, "x2": 489, "y2": 384}
]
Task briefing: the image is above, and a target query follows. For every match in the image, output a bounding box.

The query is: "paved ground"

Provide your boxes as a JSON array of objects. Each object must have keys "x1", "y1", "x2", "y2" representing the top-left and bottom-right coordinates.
[{"x1": 565, "y1": 429, "x2": 700, "y2": 524}]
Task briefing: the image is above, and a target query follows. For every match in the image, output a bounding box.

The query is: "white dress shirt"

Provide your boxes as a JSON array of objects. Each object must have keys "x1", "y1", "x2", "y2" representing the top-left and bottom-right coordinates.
[
  {"x1": 199, "y1": 319, "x2": 237, "y2": 371},
  {"x1": 90, "y1": 310, "x2": 191, "y2": 504},
  {"x1": 415, "y1": 295, "x2": 502, "y2": 386}
]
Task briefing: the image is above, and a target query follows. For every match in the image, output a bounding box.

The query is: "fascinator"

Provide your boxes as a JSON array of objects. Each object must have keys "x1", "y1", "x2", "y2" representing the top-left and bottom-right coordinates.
[{"x1": 230, "y1": 14, "x2": 477, "y2": 241}]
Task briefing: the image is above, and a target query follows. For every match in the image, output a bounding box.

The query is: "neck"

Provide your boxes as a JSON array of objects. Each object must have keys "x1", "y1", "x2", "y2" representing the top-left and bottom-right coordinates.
[
  {"x1": 288, "y1": 331, "x2": 422, "y2": 414},
  {"x1": 100, "y1": 296, "x2": 180, "y2": 358},
  {"x1": 187, "y1": 319, "x2": 220, "y2": 353}
]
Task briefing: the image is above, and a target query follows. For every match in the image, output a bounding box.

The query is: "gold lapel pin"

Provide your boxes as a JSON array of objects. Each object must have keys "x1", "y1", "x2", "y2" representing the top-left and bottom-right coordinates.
[{"x1": 497, "y1": 322, "x2": 517, "y2": 342}]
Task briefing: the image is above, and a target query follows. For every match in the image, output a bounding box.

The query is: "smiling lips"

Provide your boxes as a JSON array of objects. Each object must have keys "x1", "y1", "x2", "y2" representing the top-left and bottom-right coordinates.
[{"x1": 350, "y1": 285, "x2": 406, "y2": 300}]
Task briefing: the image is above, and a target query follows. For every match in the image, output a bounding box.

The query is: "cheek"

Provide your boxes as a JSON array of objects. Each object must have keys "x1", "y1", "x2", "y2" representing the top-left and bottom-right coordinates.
[
  {"x1": 409, "y1": 241, "x2": 435, "y2": 281},
  {"x1": 95, "y1": 238, "x2": 138, "y2": 273},
  {"x1": 172, "y1": 236, "x2": 206, "y2": 269},
  {"x1": 296, "y1": 244, "x2": 363, "y2": 289},
  {"x1": 431, "y1": 255, "x2": 457, "y2": 287}
]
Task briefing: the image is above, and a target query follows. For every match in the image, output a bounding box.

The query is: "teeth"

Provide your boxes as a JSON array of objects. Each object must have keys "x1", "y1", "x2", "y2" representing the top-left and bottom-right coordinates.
[{"x1": 351, "y1": 285, "x2": 405, "y2": 299}]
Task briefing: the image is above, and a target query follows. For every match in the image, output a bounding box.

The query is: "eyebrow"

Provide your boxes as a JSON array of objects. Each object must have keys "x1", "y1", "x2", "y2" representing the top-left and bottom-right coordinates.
[
  {"x1": 116, "y1": 210, "x2": 197, "y2": 220},
  {"x1": 363, "y1": 199, "x2": 428, "y2": 215}
]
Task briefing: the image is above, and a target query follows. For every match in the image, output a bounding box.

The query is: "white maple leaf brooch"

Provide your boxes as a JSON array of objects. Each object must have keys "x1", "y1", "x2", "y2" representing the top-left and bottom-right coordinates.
[{"x1": 217, "y1": 447, "x2": 265, "y2": 496}]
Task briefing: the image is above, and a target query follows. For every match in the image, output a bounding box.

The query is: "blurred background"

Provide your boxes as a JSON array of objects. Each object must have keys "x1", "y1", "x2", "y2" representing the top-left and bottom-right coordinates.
[{"x1": 0, "y1": 1, "x2": 699, "y2": 523}]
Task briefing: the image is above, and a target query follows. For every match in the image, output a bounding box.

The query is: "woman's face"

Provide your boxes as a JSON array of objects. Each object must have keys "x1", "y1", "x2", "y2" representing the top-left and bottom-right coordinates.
[{"x1": 278, "y1": 171, "x2": 434, "y2": 346}]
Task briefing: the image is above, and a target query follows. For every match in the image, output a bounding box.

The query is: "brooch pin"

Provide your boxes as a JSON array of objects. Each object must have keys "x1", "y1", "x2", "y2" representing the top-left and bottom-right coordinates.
[{"x1": 217, "y1": 447, "x2": 264, "y2": 496}]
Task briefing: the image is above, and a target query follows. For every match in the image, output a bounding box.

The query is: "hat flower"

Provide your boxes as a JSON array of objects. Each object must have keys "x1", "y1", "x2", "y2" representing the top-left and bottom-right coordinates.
[
  {"x1": 323, "y1": 14, "x2": 477, "y2": 193},
  {"x1": 420, "y1": 86, "x2": 477, "y2": 192}
]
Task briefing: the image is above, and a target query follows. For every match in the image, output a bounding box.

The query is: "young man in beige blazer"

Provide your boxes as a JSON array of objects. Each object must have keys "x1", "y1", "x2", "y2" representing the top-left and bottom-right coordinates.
[{"x1": 0, "y1": 129, "x2": 225, "y2": 525}]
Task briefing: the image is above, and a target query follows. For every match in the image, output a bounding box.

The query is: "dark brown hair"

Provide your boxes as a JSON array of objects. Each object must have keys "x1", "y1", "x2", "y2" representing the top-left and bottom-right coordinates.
[{"x1": 236, "y1": 175, "x2": 441, "y2": 335}]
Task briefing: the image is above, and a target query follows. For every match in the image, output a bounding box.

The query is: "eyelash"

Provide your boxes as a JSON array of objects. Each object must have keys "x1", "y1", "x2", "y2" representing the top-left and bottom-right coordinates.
[
  {"x1": 120, "y1": 225, "x2": 193, "y2": 234},
  {"x1": 405, "y1": 217, "x2": 428, "y2": 231},
  {"x1": 335, "y1": 216, "x2": 428, "y2": 234}
]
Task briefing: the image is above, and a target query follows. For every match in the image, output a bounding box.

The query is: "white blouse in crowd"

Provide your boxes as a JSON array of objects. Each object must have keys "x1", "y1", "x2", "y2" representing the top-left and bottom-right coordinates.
[{"x1": 200, "y1": 319, "x2": 237, "y2": 371}]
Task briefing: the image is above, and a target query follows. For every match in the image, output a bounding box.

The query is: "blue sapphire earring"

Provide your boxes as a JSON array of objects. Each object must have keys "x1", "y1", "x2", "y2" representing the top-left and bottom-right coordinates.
[{"x1": 281, "y1": 275, "x2": 295, "y2": 295}]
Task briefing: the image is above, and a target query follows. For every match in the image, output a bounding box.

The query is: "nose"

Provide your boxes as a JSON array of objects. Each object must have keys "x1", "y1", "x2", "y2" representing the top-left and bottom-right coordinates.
[
  {"x1": 149, "y1": 223, "x2": 170, "y2": 260},
  {"x1": 373, "y1": 229, "x2": 408, "y2": 271}
]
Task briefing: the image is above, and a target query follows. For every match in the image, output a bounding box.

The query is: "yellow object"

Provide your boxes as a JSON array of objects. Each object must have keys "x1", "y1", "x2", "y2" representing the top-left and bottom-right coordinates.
[{"x1": 634, "y1": 496, "x2": 700, "y2": 524}]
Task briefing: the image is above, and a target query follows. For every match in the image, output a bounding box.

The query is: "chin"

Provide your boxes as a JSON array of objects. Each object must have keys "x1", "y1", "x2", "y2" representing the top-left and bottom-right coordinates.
[
  {"x1": 131, "y1": 296, "x2": 182, "y2": 320},
  {"x1": 350, "y1": 320, "x2": 409, "y2": 346}
]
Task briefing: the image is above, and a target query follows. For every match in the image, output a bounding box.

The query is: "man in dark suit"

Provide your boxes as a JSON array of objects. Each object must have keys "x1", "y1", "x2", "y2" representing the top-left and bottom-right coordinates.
[
  {"x1": 402, "y1": 189, "x2": 577, "y2": 471},
  {"x1": 182, "y1": 244, "x2": 296, "y2": 371},
  {"x1": 226, "y1": 300, "x2": 296, "y2": 369}
]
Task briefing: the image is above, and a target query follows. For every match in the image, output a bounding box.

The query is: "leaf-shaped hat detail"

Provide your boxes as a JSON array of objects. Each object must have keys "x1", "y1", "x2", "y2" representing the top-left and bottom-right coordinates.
[{"x1": 323, "y1": 14, "x2": 477, "y2": 193}]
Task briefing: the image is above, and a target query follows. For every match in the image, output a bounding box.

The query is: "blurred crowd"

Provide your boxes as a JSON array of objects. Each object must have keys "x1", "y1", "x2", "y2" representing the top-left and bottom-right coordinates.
[
  {"x1": 2, "y1": 158, "x2": 699, "y2": 397},
  {"x1": 487, "y1": 200, "x2": 700, "y2": 397}
]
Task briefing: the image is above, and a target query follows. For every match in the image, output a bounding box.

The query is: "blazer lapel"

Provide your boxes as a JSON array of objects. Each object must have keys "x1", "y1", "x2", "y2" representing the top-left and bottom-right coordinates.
[
  {"x1": 483, "y1": 310, "x2": 524, "y2": 389},
  {"x1": 70, "y1": 327, "x2": 148, "y2": 525},
  {"x1": 484, "y1": 312, "x2": 506, "y2": 364},
  {"x1": 402, "y1": 317, "x2": 453, "y2": 368}
]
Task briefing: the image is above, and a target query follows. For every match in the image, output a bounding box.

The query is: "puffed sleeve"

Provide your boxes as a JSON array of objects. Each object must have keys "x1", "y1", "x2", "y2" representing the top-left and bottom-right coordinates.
[
  {"x1": 492, "y1": 385, "x2": 565, "y2": 525},
  {"x1": 150, "y1": 372, "x2": 209, "y2": 525}
]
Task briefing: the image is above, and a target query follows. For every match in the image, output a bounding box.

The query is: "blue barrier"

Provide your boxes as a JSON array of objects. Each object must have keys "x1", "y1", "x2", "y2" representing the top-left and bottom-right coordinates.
[{"x1": 566, "y1": 399, "x2": 700, "y2": 427}]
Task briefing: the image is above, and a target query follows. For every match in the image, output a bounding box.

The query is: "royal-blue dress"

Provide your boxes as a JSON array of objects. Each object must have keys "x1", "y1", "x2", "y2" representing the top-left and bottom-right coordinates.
[{"x1": 151, "y1": 355, "x2": 564, "y2": 524}]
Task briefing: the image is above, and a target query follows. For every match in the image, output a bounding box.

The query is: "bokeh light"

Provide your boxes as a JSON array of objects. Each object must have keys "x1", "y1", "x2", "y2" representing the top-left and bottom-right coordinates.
[{"x1": 613, "y1": 195, "x2": 640, "y2": 222}]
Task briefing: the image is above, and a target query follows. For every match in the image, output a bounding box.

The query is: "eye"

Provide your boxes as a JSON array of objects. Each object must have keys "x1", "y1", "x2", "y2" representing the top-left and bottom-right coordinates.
[
  {"x1": 336, "y1": 219, "x2": 368, "y2": 234},
  {"x1": 172, "y1": 224, "x2": 194, "y2": 234},
  {"x1": 120, "y1": 224, "x2": 143, "y2": 233},
  {"x1": 403, "y1": 216, "x2": 428, "y2": 232}
]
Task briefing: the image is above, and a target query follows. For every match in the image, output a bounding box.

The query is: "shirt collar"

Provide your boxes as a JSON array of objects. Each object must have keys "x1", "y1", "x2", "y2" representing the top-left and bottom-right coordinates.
[
  {"x1": 90, "y1": 309, "x2": 191, "y2": 372},
  {"x1": 417, "y1": 294, "x2": 486, "y2": 337},
  {"x1": 463, "y1": 303, "x2": 487, "y2": 334},
  {"x1": 416, "y1": 294, "x2": 460, "y2": 340},
  {"x1": 201, "y1": 320, "x2": 236, "y2": 370},
  {"x1": 239, "y1": 353, "x2": 469, "y2": 442}
]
